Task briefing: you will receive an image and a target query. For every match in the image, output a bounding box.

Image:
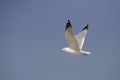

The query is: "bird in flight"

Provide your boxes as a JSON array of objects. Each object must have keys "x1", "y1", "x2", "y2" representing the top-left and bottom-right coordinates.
[{"x1": 61, "y1": 20, "x2": 90, "y2": 55}]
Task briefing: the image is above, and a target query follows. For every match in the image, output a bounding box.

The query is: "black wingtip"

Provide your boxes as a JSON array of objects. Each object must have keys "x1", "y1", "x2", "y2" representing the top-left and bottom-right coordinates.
[
  {"x1": 65, "y1": 20, "x2": 72, "y2": 31},
  {"x1": 82, "y1": 24, "x2": 88, "y2": 31}
]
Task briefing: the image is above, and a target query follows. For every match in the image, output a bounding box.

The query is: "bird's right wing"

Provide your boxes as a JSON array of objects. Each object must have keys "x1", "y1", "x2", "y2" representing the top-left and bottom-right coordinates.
[
  {"x1": 65, "y1": 20, "x2": 79, "y2": 51},
  {"x1": 75, "y1": 24, "x2": 88, "y2": 50}
]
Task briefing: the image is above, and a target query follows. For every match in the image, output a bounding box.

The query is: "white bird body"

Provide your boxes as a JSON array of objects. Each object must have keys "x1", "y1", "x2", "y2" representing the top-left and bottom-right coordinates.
[
  {"x1": 61, "y1": 20, "x2": 90, "y2": 55},
  {"x1": 61, "y1": 47, "x2": 90, "y2": 55}
]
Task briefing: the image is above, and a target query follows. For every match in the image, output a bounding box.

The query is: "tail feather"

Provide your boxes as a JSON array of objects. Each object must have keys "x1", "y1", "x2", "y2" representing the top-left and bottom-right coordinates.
[{"x1": 81, "y1": 51, "x2": 91, "y2": 56}]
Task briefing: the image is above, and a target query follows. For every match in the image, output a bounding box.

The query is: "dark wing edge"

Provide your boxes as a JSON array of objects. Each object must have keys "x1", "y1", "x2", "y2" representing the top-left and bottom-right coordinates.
[
  {"x1": 65, "y1": 20, "x2": 72, "y2": 31},
  {"x1": 82, "y1": 24, "x2": 88, "y2": 31}
]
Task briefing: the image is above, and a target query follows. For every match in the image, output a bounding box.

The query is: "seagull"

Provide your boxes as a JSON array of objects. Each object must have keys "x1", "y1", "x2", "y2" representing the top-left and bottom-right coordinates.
[{"x1": 61, "y1": 20, "x2": 90, "y2": 55}]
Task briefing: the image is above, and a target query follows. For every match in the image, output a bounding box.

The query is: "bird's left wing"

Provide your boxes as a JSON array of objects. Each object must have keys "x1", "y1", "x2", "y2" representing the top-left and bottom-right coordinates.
[{"x1": 65, "y1": 20, "x2": 79, "y2": 51}]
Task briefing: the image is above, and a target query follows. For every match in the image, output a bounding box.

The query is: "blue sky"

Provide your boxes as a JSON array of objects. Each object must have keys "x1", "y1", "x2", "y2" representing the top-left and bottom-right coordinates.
[{"x1": 0, "y1": 0, "x2": 120, "y2": 80}]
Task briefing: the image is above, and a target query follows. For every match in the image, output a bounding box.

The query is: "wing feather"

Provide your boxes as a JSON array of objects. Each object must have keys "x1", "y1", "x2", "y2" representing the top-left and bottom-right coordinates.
[
  {"x1": 65, "y1": 20, "x2": 79, "y2": 51},
  {"x1": 75, "y1": 24, "x2": 88, "y2": 50}
]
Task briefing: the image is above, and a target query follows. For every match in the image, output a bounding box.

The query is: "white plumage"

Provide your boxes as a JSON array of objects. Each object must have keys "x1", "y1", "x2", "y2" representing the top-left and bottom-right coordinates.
[{"x1": 61, "y1": 20, "x2": 90, "y2": 55}]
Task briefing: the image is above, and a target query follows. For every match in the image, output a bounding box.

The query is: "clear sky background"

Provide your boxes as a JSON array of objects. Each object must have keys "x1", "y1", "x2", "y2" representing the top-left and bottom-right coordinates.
[{"x1": 0, "y1": 0, "x2": 120, "y2": 80}]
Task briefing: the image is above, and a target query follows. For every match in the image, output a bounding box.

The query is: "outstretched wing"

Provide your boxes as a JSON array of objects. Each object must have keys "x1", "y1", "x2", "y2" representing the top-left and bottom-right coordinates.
[
  {"x1": 65, "y1": 20, "x2": 79, "y2": 51},
  {"x1": 75, "y1": 24, "x2": 88, "y2": 50}
]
